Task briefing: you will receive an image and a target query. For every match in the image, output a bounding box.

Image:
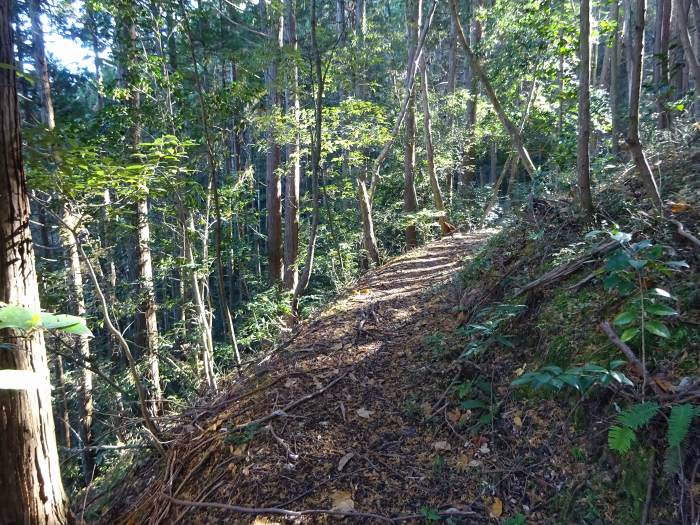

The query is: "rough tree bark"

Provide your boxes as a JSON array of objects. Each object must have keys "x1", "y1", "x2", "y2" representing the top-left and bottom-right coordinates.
[
  {"x1": 0, "y1": 3, "x2": 68, "y2": 520},
  {"x1": 676, "y1": 0, "x2": 700, "y2": 99},
  {"x1": 292, "y1": 0, "x2": 323, "y2": 315},
  {"x1": 578, "y1": 0, "x2": 594, "y2": 214},
  {"x1": 654, "y1": 0, "x2": 672, "y2": 128},
  {"x1": 284, "y1": 0, "x2": 300, "y2": 291},
  {"x1": 610, "y1": 0, "x2": 622, "y2": 153},
  {"x1": 419, "y1": 55, "x2": 450, "y2": 234},
  {"x1": 31, "y1": 0, "x2": 96, "y2": 482},
  {"x1": 123, "y1": 20, "x2": 162, "y2": 413},
  {"x1": 627, "y1": 0, "x2": 664, "y2": 211},
  {"x1": 404, "y1": 0, "x2": 421, "y2": 248},
  {"x1": 266, "y1": 8, "x2": 284, "y2": 283}
]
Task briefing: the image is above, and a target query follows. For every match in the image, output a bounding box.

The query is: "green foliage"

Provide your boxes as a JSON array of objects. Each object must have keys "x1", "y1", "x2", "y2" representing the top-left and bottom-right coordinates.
[
  {"x1": 512, "y1": 361, "x2": 632, "y2": 393},
  {"x1": 608, "y1": 426, "x2": 636, "y2": 454},
  {"x1": 666, "y1": 404, "x2": 696, "y2": 448},
  {"x1": 0, "y1": 304, "x2": 92, "y2": 337}
]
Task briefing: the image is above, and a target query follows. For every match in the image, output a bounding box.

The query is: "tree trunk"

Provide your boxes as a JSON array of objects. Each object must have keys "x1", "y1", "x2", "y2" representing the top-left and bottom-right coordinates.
[
  {"x1": 627, "y1": 0, "x2": 664, "y2": 211},
  {"x1": 32, "y1": 0, "x2": 96, "y2": 481},
  {"x1": 354, "y1": 0, "x2": 380, "y2": 266},
  {"x1": 124, "y1": 20, "x2": 162, "y2": 414},
  {"x1": 266, "y1": 11, "x2": 284, "y2": 284},
  {"x1": 676, "y1": 0, "x2": 700, "y2": 99},
  {"x1": 419, "y1": 55, "x2": 449, "y2": 234},
  {"x1": 450, "y1": 0, "x2": 537, "y2": 178},
  {"x1": 404, "y1": 0, "x2": 421, "y2": 249},
  {"x1": 284, "y1": 0, "x2": 300, "y2": 291},
  {"x1": 292, "y1": 0, "x2": 323, "y2": 316},
  {"x1": 60, "y1": 208, "x2": 95, "y2": 484},
  {"x1": 0, "y1": 3, "x2": 68, "y2": 520},
  {"x1": 578, "y1": 0, "x2": 594, "y2": 214},
  {"x1": 654, "y1": 0, "x2": 672, "y2": 128},
  {"x1": 610, "y1": 0, "x2": 622, "y2": 152},
  {"x1": 29, "y1": 0, "x2": 54, "y2": 130},
  {"x1": 461, "y1": 0, "x2": 482, "y2": 191}
]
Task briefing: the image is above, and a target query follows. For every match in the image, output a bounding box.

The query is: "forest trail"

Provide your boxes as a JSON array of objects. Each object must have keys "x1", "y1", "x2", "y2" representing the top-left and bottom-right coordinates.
[{"x1": 111, "y1": 230, "x2": 509, "y2": 523}]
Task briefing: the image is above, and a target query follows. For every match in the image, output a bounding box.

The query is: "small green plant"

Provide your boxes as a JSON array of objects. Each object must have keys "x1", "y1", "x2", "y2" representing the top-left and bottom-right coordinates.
[
  {"x1": 603, "y1": 233, "x2": 687, "y2": 344},
  {"x1": 504, "y1": 514, "x2": 527, "y2": 525},
  {"x1": 452, "y1": 378, "x2": 500, "y2": 430},
  {"x1": 424, "y1": 332, "x2": 449, "y2": 358},
  {"x1": 607, "y1": 402, "x2": 699, "y2": 471},
  {"x1": 511, "y1": 361, "x2": 632, "y2": 393},
  {"x1": 456, "y1": 303, "x2": 525, "y2": 359},
  {"x1": 419, "y1": 506, "x2": 441, "y2": 524}
]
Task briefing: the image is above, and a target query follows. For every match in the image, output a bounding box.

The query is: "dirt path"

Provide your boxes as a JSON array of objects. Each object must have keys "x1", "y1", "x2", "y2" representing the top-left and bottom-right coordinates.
[{"x1": 111, "y1": 231, "x2": 502, "y2": 524}]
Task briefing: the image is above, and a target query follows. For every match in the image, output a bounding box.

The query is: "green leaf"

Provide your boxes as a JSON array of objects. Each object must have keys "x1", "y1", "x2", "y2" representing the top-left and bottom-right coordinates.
[
  {"x1": 617, "y1": 402, "x2": 659, "y2": 430},
  {"x1": 460, "y1": 400, "x2": 487, "y2": 410},
  {"x1": 608, "y1": 425, "x2": 636, "y2": 453},
  {"x1": 39, "y1": 313, "x2": 92, "y2": 337},
  {"x1": 667, "y1": 404, "x2": 696, "y2": 447},
  {"x1": 613, "y1": 311, "x2": 636, "y2": 326},
  {"x1": 645, "y1": 304, "x2": 677, "y2": 317},
  {"x1": 645, "y1": 320, "x2": 671, "y2": 338},
  {"x1": 0, "y1": 305, "x2": 40, "y2": 330},
  {"x1": 621, "y1": 328, "x2": 640, "y2": 342}
]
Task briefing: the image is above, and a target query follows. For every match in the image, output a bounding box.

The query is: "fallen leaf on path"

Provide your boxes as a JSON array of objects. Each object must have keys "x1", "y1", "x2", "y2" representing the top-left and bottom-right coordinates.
[
  {"x1": 489, "y1": 497, "x2": 503, "y2": 518},
  {"x1": 356, "y1": 407, "x2": 373, "y2": 419},
  {"x1": 337, "y1": 452, "x2": 355, "y2": 472},
  {"x1": 433, "y1": 441, "x2": 452, "y2": 451},
  {"x1": 330, "y1": 490, "x2": 355, "y2": 512}
]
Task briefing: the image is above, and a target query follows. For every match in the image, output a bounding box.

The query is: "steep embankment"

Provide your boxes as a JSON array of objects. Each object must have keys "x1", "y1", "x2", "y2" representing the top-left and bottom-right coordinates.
[{"x1": 103, "y1": 231, "x2": 516, "y2": 524}]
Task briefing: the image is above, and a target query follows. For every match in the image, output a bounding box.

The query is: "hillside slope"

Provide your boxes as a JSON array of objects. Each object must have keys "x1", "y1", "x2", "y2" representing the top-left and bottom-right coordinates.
[{"x1": 102, "y1": 231, "x2": 507, "y2": 523}]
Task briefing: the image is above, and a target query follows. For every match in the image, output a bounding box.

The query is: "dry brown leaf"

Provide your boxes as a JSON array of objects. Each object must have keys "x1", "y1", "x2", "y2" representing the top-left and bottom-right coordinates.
[
  {"x1": 489, "y1": 497, "x2": 503, "y2": 518},
  {"x1": 670, "y1": 202, "x2": 691, "y2": 213},
  {"x1": 337, "y1": 452, "x2": 355, "y2": 472},
  {"x1": 420, "y1": 402, "x2": 433, "y2": 417},
  {"x1": 356, "y1": 407, "x2": 373, "y2": 419},
  {"x1": 448, "y1": 409, "x2": 462, "y2": 423},
  {"x1": 513, "y1": 415, "x2": 523, "y2": 428},
  {"x1": 330, "y1": 490, "x2": 355, "y2": 512},
  {"x1": 433, "y1": 441, "x2": 452, "y2": 451}
]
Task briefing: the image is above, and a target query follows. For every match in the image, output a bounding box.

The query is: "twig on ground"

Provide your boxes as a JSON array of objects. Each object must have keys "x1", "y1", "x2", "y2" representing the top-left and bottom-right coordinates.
[
  {"x1": 226, "y1": 370, "x2": 349, "y2": 432},
  {"x1": 161, "y1": 494, "x2": 395, "y2": 523},
  {"x1": 600, "y1": 322, "x2": 664, "y2": 397},
  {"x1": 669, "y1": 219, "x2": 700, "y2": 250},
  {"x1": 514, "y1": 240, "x2": 618, "y2": 297}
]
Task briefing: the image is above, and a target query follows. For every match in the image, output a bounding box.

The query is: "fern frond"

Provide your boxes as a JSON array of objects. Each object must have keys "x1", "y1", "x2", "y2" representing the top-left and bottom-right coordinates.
[
  {"x1": 608, "y1": 425, "x2": 636, "y2": 453},
  {"x1": 663, "y1": 446, "x2": 682, "y2": 475},
  {"x1": 617, "y1": 402, "x2": 659, "y2": 430},
  {"x1": 667, "y1": 404, "x2": 696, "y2": 447}
]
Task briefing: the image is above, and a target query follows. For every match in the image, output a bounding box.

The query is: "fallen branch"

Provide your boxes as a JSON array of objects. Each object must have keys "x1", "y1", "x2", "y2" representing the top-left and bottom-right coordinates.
[
  {"x1": 600, "y1": 322, "x2": 664, "y2": 397},
  {"x1": 513, "y1": 240, "x2": 618, "y2": 297},
  {"x1": 669, "y1": 219, "x2": 700, "y2": 250},
  {"x1": 226, "y1": 371, "x2": 349, "y2": 432},
  {"x1": 162, "y1": 494, "x2": 485, "y2": 523},
  {"x1": 162, "y1": 494, "x2": 395, "y2": 523}
]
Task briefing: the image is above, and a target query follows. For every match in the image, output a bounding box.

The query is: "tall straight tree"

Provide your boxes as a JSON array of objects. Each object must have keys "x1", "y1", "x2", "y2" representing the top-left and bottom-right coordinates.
[
  {"x1": 675, "y1": 0, "x2": 700, "y2": 100},
  {"x1": 266, "y1": 5, "x2": 284, "y2": 283},
  {"x1": 609, "y1": 0, "x2": 622, "y2": 152},
  {"x1": 30, "y1": 0, "x2": 96, "y2": 482},
  {"x1": 419, "y1": 55, "x2": 450, "y2": 234},
  {"x1": 284, "y1": 0, "x2": 300, "y2": 291},
  {"x1": 627, "y1": 0, "x2": 664, "y2": 211},
  {"x1": 654, "y1": 0, "x2": 672, "y2": 128},
  {"x1": 122, "y1": 17, "x2": 162, "y2": 414},
  {"x1": 0, "y1": 2, "x2": 68, "y2": 521},
  {"x1": 404, "y1": 0, "x2": 422, "y2": 248},
  {"x1": 578, "y1": 0, "x2": 594, "y2": 214}
]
